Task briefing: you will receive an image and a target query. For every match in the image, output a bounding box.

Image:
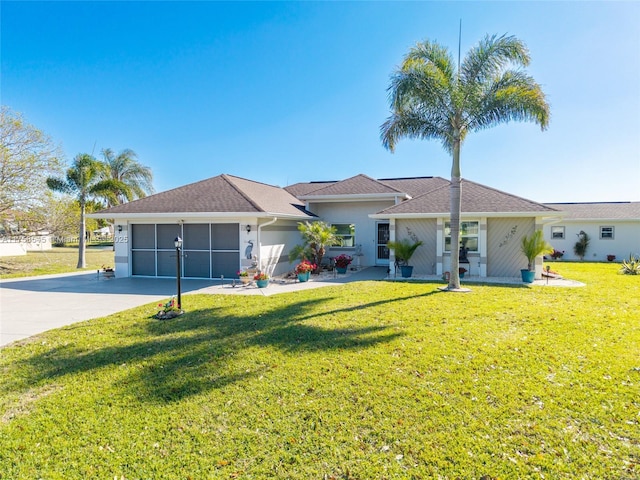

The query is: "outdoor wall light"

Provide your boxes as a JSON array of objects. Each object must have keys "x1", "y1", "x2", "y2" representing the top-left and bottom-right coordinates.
[
  {"x1": 174, "y1": 236, "x2": 183, "y2": 249},
  {"x1": 246, "y1": 224, "x2": 251, "y2": 234},
  {"x1": 117, "y1": 225, "x2": 123, "y2": 233}
]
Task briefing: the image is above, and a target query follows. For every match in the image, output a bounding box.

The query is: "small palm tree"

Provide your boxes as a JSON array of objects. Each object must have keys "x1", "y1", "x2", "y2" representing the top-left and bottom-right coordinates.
[
  {"x1": 46, "y1": 154, "x2": 116, "y2": 268},
  {"x1": 100, "y1": 148, "x2": 154, "y2": 207},
  {"x1": 386, "y1": 239, "x2": 423, "y2": 266},
  {"x1": 381, "y1": 33, "x2": 549, "y2": 290},
  {"x1": 521, "y1": 230, "x2": 553, "y2": 271},
  {"x1": 293, "y1": 221, "x2": 341, "y2": 269}
]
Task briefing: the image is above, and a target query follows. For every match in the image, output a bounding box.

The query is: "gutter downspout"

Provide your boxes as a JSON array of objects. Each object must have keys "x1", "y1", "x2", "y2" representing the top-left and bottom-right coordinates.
[{"x1": 257, "y1": 217, "x2": 278, "y2": 273}]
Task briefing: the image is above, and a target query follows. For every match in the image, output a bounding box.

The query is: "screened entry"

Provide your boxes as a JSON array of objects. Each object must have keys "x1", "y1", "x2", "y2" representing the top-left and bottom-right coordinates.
[{"x1": 130, "y1": 223, "x2": 240, "y2": 278}]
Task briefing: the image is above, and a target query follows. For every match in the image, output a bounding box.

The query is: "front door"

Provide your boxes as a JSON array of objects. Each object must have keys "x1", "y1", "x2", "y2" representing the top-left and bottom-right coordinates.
[{"x1": 376, "y1": 222, "x2": 390, "y2": 265}]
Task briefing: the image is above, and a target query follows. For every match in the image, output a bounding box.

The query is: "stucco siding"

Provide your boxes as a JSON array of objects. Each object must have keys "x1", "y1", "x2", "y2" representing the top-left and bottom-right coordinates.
[
  {"x1": 309, "y1": 200, "x2": 395, "y2": 267},
  {"x1": 487, "y1": 217, "x2": 533, "y2": 277},
  {"x1": 259, "y1": 221, "x2": 301, "y2": 276}
]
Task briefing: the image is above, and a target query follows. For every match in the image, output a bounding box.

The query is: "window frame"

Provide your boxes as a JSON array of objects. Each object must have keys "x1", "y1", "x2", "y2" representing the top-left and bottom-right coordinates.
[
  {"x1": 551, "y1": 226, "x2": 565, "y2": 239},
  {"x1": 444, "y1": 220, "x2": 479, "y2": 253},
  {"x1": 331, "y1": 223, "x2": 356, "y2": 248},
  {"x1": 599, "y1": 226, "x2": 614, "y2": 240}
]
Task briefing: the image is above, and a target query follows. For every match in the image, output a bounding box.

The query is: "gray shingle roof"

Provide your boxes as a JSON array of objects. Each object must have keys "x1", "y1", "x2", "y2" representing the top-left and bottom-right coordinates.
[
  {"x1": 286, "y1": 175, "x2": 450, "y2": 199},
  {"x1": 295, "y1": 174, "x2": 405, "y2": 197},
  {"x1": 378, "y1": 176, "x2": 449, "y2": 197},
  {"x1": 94, "y1": 174, "x2": 313, "y2": 217},
  {"x1": 543, "y1": 202, "x2": 640, "y2": 220},
  {"x1": 378, "y1": 179, "x2": 559, "y2": 215},
  {"x1": 284, "y1": 181, "x2": 336, "y2": 197}
]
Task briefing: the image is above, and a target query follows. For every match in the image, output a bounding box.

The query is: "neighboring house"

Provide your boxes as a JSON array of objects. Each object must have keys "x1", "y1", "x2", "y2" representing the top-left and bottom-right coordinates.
[
  {"x1": 542, "y1": 202, "x2": 640, "y2": 262},
  {"x1": 90, "y1": 172, "x2": 561, "y2": 280}
]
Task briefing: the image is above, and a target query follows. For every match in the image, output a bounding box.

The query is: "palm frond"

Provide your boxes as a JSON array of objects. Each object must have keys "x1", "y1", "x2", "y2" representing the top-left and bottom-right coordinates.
[
  {"x1": 466, "y1": 70, "x2": 550, "y2": 131},
  {"x1": 461, "y1": 34, "x2": 530, "y2": 86}
]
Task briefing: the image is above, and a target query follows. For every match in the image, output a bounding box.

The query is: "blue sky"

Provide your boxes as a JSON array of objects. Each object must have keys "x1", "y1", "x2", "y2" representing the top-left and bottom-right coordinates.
[{"x1": 2, "y1": 1, "x2": 639, "y2": 202}]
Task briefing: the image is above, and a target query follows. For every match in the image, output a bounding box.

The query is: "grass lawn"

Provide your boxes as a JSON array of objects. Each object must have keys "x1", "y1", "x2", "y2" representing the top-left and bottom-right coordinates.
[
  {"x1": 0, "y1": 263, "x2": 638, "y2": 478},
  {"x1": 0, "y1": 247, "x2": 115, "y2": 279}
]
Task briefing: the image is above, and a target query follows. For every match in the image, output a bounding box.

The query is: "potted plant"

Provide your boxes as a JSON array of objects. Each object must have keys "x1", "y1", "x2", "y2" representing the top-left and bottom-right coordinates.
[
  {"x1": 549, "y1": 249, "x2": 564, "y2": 260},
  {"x1": 459, "y1": 267, "x2": 467, "y2": 279},
  {"x1": 254, "y1": 272, "x2": 269, "y2": 288},
  {"x1": 334, "y1": 254, "x2": 352, "y2": 274},
  {"x1": 101, "y1": 265, "x2": 115, "y2": 279},
  {"x1": 294, "y1": 260, "x2": 316, "y2": 282},
  {"x1": 387, "y1": 239, "x2": 423, "y2": 278},
  {"x1": 237, "y1": 270, "x2": 251, "y2": 284},
  {"x1": 520, "y1": 230, "x2": 553, "y2": 283}
]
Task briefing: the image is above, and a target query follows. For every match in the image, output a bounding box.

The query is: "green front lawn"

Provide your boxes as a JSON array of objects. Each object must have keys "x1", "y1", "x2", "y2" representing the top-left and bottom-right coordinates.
[
  {"x1": 1, "y1": 263, "x2": 638, "y2": 478},
  {"x1": 0, "y1": 247, "x2": 115, "y2": 278}
]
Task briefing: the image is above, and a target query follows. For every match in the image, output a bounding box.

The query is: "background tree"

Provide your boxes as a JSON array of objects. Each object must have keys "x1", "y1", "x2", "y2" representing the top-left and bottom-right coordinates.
[
  {"x1": 381, "y1": 34, "x2": 549, "y2": 290},
  {"x1": 99, "y1": 148, "x2": 154, "y2": 207},
  {"x1": 46, "y1": 154, "x2": 114, "y2": 268},
  {"x1": 0, "y1": 106, "x2": 62, "y2": 221}
]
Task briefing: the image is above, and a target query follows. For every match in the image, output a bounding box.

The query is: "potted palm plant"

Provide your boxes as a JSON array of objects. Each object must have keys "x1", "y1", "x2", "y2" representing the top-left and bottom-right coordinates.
[
  {"x1": 387, "y1": 239, "x2": 423, "y2": 278},
  {"x1": 520, "y1": 230, "x2": 553, "y2": 283}
]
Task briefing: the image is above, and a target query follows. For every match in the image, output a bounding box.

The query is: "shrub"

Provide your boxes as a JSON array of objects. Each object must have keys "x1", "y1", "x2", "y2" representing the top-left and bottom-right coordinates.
[
  {"x1": 620, "y1": 254, "x2": 640, "y2": 275},
  {"x1": 574, "y1": 230, "x2": 590, "y2": 260}
]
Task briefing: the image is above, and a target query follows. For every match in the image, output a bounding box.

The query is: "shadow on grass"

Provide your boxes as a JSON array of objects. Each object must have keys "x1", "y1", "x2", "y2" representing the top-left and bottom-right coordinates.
[{"x1": 11, "y1": 291, "x2": 430, "y2": 403}]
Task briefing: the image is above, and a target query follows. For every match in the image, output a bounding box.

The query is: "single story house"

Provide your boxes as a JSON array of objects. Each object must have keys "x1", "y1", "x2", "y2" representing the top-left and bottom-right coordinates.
[
  {"x1": 90, "y1": 173, "x2": 562, "y2": 280},
  {"x1": 542, "y1": 202, "x2": 640, "y2": 262}
]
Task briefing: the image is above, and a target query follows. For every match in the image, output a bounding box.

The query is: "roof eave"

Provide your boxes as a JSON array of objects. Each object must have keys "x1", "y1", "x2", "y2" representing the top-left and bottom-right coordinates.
[
  {"x1": 369, "y1": 211, "x2": 564, "y2": 219},
  {"x1": 301, "y1": 193, "x2": 410, "y2": 202},
  {"x1": 87, "y1": 211, "x2": 314, "y2": 220}
]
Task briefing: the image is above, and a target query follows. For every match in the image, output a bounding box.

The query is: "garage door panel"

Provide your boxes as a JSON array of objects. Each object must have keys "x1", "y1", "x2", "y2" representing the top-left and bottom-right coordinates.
[
  {"x1": 157, "y1": 224, "x2": 181, "y2": 249},
  {"x1": 131, "y1": 224, "x2": 155, "y2": 249},
  {"x1": 157, "y1": 251, "x2": 176, "y2": 277},
  {"x1": 211, "y1": 224, "x2": 239, "y2": 250},
  {"x1": 185, "y1": 251, "x2": 211, "y2": 278},
  {"x1": 132, "y1": 250, "x2": 155, "y2": 276},
  {"x1": 212, "y1": 252, "x2": 238, "y2": 278},
  {"x1": 184, "y1": 224, "x2": 209, "y2": 250}
]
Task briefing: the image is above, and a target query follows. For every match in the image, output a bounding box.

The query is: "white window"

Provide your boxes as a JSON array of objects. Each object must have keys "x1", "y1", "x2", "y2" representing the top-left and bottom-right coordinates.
[
  {"x1": 333, "y1": 224, "x2": 356, "y2": 247},
  {"x1": 445, "y1": 221, "x2": 479, "y2": 252},
  {"x1": 551, "y1": 226, "x2": 565, "y2": 239},
  {"x1": 600, "y1": 226, "x2": 614, "y2": 239}
]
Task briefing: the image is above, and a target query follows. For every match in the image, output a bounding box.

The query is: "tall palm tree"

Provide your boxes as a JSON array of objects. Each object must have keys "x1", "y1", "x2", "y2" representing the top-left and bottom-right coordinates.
[
  {"x1": 381, "y1": 34, "x2": 550, "y2": 290},
  {"x1": 99, "y1": 148, "x2": 154, "y2": 207},
  {"x1": 46, "y1": 154, "x2": 114, "y2": 268}
]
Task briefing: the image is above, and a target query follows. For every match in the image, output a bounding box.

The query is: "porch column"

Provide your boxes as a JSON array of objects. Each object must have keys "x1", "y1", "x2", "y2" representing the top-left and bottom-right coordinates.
[
  {"x1": 436, "y1": 218, "x2": 444, "y2": 275},
  {"x1": 388, "y1": 219, "x2": 396, "y2": 266},
  {"x1": 479, "y1": 218, "x2": 487, "y2": 277}
]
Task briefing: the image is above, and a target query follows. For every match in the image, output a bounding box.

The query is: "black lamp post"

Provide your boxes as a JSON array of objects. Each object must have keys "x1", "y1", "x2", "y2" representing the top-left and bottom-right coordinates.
[{"x1": 174, "y1": 236, "x2": 182, "y2": 309}]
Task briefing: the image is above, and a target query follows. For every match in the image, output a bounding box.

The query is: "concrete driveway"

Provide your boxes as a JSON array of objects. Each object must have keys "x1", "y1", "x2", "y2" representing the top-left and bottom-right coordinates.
[
  {"x1": 0, "y1": 272, "x2": 219, "y2": 347},
  {"x1": 0, "y1": 268, "x2": 389, "y2": 348}
]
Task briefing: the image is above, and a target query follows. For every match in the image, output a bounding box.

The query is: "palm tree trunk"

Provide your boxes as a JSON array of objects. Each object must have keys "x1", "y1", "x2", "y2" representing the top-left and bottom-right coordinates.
[
  {"x1": 77, "y1": 202, "x2": 86, "y2": 269},
  {"x1": 448, "y1": 128, "x2": 462, "y2": 290}
]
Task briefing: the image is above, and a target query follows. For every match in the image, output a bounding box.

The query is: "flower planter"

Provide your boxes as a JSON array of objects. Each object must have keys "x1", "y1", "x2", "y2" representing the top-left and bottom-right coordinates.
[
  {"x1": 521, "y1": 269, "x2": 535, "y2": 283},
  {"x1": 459, "y1": 272, "x2": 465, "y2": 279},
  {"x1": 256, "y1": 279, "x2": 269, "y2": 288},
  {"x1": 102, "y1": 270, "x2": 115, "y2": 279},
  {"x1": 336, "y1": 267, "x2": 348, "y2": 274},
  {"x1": 239, "y1": 276, "x2": 251, "y2": 285},
  {"x1": 400, "y1": 265, "x2": 413, "y2": 278},
  {"x1": 297, "y1": 272, "x2": 310, "y2": 282}
]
